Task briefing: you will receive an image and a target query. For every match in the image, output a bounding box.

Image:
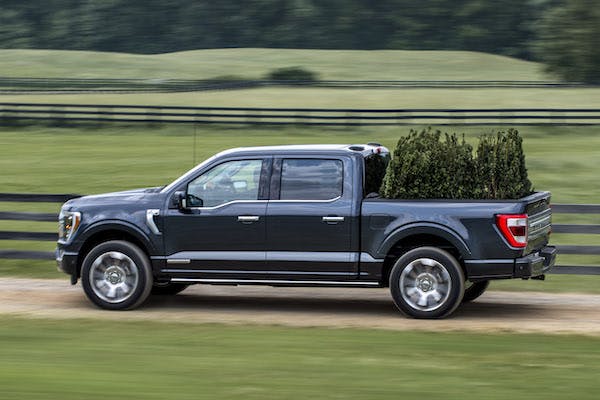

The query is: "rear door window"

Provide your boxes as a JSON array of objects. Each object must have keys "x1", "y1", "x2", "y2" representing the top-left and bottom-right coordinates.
[{"x1": 280, "y1": 159, "x2": 343, "y2": 200}]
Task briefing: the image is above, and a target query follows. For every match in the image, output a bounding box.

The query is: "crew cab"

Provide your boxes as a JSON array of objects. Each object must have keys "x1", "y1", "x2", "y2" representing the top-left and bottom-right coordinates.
[{"x1": 56, "y1": 144, "x2": 556, "y2": 318}]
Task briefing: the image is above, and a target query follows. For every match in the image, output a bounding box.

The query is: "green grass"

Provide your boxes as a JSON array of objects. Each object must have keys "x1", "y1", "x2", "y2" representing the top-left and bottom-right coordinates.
[
  {"x1": 3, "y1": 87, "x2": 600, "y2": 109},
  {"x1": 0, "y1": 316, "x2": 599, "y2": 400},
  {"x1": 0, "y1": 48, "x2": 551, "y2": 81}
]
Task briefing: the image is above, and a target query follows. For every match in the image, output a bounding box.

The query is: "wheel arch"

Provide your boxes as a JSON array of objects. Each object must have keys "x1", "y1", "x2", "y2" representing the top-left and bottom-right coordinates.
[
  {"x1": 378, "y1": 224, "x2": 471, "y2": 286},
  {"x1": 75, "y1": 222, "x2": 154, "y2": 279}
]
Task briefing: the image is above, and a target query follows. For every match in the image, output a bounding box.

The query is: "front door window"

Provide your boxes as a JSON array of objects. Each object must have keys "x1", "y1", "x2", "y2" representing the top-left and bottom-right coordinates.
[{"x1": 187, "y1": 159, "x2": 263, "y2": 207}]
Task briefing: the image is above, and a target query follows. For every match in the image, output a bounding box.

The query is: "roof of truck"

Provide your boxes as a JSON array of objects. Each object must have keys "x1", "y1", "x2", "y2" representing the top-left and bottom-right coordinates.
[{"x1": 219, "y1": 143, "x2": 390, "y2": 157}]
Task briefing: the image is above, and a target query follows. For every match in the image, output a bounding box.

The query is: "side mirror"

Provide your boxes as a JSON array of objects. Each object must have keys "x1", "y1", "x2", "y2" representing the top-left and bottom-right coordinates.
[{"x1": 171, "y1": 191, "x2": 187, "y2": 210}]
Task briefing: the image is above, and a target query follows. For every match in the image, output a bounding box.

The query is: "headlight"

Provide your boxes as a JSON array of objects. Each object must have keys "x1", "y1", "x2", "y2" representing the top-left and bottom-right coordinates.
[{"x1": 58, "y1": 210, "x2": 81, "y2": 242}]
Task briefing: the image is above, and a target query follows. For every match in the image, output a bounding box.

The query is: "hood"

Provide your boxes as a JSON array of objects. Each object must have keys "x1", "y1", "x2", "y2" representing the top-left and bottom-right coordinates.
[{"x1": 63, "y1": 186, "x2": 164, "y2": 209}]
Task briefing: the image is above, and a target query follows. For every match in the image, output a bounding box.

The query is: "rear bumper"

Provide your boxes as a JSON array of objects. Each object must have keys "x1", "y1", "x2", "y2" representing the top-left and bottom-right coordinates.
[
  {"x1": 465, "y1": 246, "x2": 557, "y2": 280},
  {"x1": 514, "y1": 246, "x2": 557, "y2": 278}
]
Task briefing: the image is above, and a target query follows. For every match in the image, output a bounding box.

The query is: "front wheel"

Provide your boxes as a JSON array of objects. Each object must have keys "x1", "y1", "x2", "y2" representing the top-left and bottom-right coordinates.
[
  {"x1": 389, "y1": 247, "x2": 465, "y2": 319},
  {"x1": 81, "y1": 240, "x2": 153, "y2": 310}
]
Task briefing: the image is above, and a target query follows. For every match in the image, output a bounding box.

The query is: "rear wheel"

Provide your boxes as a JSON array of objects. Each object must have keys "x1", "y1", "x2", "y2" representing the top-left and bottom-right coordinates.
[
  {"x1": 462, "y1": 280, "x2": 489, "y2": 303},
  {"x1": 389, "y1": 247, "x2": 465, "y2": 319},
  {"x1": 81, "y1": 240, "x2": 153, "y2": 310}
]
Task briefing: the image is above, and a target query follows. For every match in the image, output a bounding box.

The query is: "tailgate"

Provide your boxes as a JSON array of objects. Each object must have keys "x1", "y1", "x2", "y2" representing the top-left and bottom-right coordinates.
[{"x1": 524, "y1": 192, "x2": 552, "y2": 254}]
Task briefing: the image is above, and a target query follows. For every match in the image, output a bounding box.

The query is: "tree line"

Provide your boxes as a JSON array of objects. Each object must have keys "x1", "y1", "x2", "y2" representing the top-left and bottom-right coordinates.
[{"x1": 1, "y1": 0, "x2": 598, "y2": 82}]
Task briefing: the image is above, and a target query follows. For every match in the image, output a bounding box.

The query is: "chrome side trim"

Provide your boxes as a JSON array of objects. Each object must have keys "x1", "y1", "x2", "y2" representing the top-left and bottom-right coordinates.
[
  {"x1": 464, "y1": 259, "x2": 514, "y2": 264},
  {"x1": 186, "y1": 199, "x2": 268, "y2": 211},
  {"x1": 268, "y1": 251, "x2": 357, "y2": 263},
  {"x1": 170, "y1": 278, "x2": 380, "y2": 286},
  {"x1": 157, "y1": 251, "x2": 381, "y2": 263},
  {"x1": 162, "y1": 269, "x2": 359, "y2": 276},
  {"x1": 360, "y1": 253, "x2": 383, "y2": 263},
  {"x1": 164, "y1": 251, "x2": 266, "y2": 261},
  {"x1": 270, "y1": 196, "x2": 342, "y2": 203},
  {"x1": 145, "y1": 209, "x2": 161, "y2": 235}
]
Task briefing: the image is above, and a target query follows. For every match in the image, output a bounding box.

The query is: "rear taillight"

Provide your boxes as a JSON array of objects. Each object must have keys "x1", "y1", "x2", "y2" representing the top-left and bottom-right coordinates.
[{"x1": 496, "y1": 214, "x2": 528, "y2": 248}]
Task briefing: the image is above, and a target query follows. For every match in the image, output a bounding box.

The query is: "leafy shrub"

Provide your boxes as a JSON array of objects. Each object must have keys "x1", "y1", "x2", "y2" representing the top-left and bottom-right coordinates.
[
  {"x1": 380, "y1": 128, "x2": 477, "y2": 199},
  {"x1": 267, "y1": 67, "x2": 318, "y2": 82},
  {"x1": 475, "y1": 128, "x2": 532, "y2": 199},
  {"x1": 380, "y1": 128, "x2": 533, "y2": 200}
]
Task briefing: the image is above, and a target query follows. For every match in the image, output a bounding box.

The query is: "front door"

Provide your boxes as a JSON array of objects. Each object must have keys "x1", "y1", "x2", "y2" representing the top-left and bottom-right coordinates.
[{"x1": 162, "y1": 158, "x2": 269, "y2": 278}]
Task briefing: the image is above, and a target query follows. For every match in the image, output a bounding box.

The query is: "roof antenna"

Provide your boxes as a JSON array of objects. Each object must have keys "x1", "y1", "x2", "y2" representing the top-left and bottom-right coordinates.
[{"x1": 193, "y1": 123, "x2": 197, "y2": 166}]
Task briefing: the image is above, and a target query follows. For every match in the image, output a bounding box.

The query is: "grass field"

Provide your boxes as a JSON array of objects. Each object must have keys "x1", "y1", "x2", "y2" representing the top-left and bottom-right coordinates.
[
  {"x1": 0, "y1": 124, "x2": 599, "y2": 290},
  {"x1": 4, "y1": 87, "x2": 600, "y2": 110},
  {"x1": 0, "y1": 316, "x2": 599, "y2": 400},
  {"x1": 0, "y1": 48, "x2": 551, "y2": 81},
  {"x1": 1, "y1": 49, "x2": 597, "y2": 112}
]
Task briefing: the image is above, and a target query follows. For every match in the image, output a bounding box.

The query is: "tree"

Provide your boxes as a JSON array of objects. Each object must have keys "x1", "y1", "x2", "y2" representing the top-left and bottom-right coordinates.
[{"x1": 536, "y1": 0, "x2": 600, "y2": 83}]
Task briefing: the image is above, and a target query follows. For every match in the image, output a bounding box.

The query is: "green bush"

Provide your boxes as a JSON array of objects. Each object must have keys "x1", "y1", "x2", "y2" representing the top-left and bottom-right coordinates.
[
  {"x1": 475, "y1": 128, "x2": 532, "y2": 199},
  {"x1": 267, "y1": 66, "x2": 318, "y2": 82},
  {"x1": 380, "y1": 128, "x2": 477, "y2": 199},
  {"x1": 380, "y1": 128, "x2": 532, "y2": 200}
]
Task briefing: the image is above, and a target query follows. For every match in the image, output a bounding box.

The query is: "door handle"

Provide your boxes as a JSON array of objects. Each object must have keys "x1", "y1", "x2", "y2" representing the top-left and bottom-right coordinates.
[
  {"x1": 322, "y1": 216, "x2": 344, "y2": 224},
  {"x1": 238, "y1": 215, "x2": 260, "y2": 223}
]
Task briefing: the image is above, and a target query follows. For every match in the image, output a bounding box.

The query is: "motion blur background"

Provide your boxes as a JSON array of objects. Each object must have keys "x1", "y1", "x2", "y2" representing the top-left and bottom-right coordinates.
[{"x1": 0, "y1": 1, "x2": 599, "y2": 399}]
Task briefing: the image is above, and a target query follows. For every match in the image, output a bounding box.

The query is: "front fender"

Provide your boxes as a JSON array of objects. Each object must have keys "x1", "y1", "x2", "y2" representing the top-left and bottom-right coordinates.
[
  {"x1": 77, "y1": 219, "x2": 158, "y2": 255},
  {"x1": 376, "y1": 222, "x2": 471, "y2": 259}
]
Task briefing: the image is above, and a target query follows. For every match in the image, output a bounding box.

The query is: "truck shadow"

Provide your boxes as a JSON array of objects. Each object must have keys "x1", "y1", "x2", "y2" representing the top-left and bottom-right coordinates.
[{"x1": 143, "y1": 292, "x2": 545, "y2": 319}]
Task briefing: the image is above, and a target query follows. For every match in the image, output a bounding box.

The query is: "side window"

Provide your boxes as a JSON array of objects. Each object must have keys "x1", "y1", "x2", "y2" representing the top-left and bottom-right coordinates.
[
  {"x1": 280, "y1": 159, "x2": 343, "y2": 200},
  {"x1": 187, "y1": 159, "x2": 263, "y2": 207}
]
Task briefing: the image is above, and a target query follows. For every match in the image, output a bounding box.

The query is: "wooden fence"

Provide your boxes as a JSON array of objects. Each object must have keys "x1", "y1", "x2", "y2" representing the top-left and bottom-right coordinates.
[
  {"x1": 0, "y1": 193, "x2": 599, "y2": 275},
  {"x1": 2, "y1": 103, "x2": 600, "y2": 126}
]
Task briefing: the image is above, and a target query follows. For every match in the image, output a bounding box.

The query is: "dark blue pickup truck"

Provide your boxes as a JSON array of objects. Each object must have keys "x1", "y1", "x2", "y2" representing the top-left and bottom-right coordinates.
[{"x1": 56, "y1": 143, "x2": 555, "y2": 318}]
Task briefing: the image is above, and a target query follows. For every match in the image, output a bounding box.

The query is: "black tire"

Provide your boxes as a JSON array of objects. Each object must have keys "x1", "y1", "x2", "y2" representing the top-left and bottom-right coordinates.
[
  {"x1": 151, "y1": 281, "x2": 189, "y2": 296},
  {"x1": 462, "y1": 280, "x2": 490, "y2": 303},
  {"x1": 389, "y1": 247, "x2": 465, "y2": 319},
  {"x1": 81, "y1": 240, "x2": 153, "y2": 310}
]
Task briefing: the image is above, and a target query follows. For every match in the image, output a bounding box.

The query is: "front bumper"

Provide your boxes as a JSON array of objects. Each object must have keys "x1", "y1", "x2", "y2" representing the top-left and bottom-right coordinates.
[
  {"x1": 55, "y1": 247, "x2": 78, "y2": 283},
  {"x1": 514, "y1": 246, "x2": 557, "y2": 278}
]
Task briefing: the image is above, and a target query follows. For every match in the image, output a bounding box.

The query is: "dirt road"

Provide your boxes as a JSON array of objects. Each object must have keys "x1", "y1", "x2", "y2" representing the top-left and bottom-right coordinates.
[{"x1": 1, "y1": 277, "x2": 599, "y2": 335}]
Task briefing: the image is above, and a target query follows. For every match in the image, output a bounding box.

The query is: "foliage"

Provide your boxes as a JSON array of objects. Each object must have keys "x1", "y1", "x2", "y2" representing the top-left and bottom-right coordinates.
[
  {"x1": 535, "y1": 0, "x2": 600, "y2": 83},
  {"x1": 380, "y1": 128, "x2": 532, "y2": 199},
  {"x1": 0, "y1": 0, "x2": 539, "y2": 58},
  {"x1": 267, "y1": 66, "x2": 318, "y2": 82},
  {"x1": 475, "y1": 128, "x2": 533, "y2": 199},
  {"x1": 380, "y1": 128, "x2": 477, "y2": 199}
]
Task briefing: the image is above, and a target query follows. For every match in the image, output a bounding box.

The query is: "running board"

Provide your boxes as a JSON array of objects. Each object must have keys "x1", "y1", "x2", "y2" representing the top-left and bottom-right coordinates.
[{"x1": 170, "y1": 278, "x2": 381, "y2": 287}]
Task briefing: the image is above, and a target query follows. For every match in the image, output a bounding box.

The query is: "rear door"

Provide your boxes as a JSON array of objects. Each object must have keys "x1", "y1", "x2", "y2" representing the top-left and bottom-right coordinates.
[{"x1": 265, "y1": 156, "x2": 359, "y2": 280}]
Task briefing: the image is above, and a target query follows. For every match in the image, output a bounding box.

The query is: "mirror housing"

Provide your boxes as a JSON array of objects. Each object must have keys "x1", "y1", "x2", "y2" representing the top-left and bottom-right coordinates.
[{"x1": 171, "y1": 191, "x2": 187, "y2": 210}]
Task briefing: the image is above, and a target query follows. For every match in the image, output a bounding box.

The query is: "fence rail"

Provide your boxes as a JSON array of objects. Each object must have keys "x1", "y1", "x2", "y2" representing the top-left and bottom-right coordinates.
[
  {"x1": 3, "y1": 102, "x2": 600, "y2": 126},
  {"x1": 0, "y1": 77, "x2": 596, "y2": 94},
  {"x1": 0, "y1": 193, "x2": 599, "y2": 275}
]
